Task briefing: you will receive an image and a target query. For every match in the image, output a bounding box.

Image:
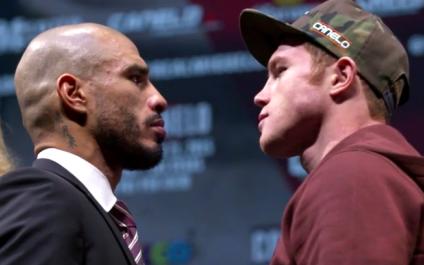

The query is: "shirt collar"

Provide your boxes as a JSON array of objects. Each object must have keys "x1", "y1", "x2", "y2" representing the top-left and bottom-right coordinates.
[{"x1": 37, "y1": 148, "x2": 117, "y2": 212}]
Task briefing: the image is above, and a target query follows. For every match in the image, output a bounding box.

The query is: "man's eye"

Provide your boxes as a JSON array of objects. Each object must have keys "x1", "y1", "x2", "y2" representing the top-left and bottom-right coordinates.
[
  {"x1": 130, "y1": 75, "x2": 144, "y2": 85},
  {"x1": 274, "y1": 66, "x2": 287, "y2": 78},
  {"x1": 277, "y1": 66, "x2": 287, "y2": 74}
]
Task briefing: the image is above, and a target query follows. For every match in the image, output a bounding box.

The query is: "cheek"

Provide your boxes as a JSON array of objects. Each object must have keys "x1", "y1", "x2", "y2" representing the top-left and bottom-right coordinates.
[
  {"x1": 259, "y1": 103, "x2": 288, "y2": 147},
  {"x1": 259, "y1": 93, "x2": 323, "y2": 152}
]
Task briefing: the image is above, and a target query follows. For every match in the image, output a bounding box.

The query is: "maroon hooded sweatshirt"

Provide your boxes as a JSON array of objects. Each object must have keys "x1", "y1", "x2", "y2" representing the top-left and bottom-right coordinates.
[{"x1": 271, "y1": 124, "x2": 424, "y2": 265}]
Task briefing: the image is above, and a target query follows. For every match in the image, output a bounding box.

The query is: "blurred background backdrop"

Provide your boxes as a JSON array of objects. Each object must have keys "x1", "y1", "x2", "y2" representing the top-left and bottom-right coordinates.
[{"x1": 0, "y1": 0, "x2": 423, "y2": 264}]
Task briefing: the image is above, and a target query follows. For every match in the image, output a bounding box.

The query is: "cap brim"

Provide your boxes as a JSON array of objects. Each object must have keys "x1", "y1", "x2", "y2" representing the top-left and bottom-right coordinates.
[{"x1": 240, "y1": 9, "x2": 308, "y2": 67}]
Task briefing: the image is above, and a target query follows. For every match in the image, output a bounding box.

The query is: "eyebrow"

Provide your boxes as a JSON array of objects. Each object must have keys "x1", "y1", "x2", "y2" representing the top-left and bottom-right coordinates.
[
  {"x1": 267, "y1": 55, "x2": 289, "y2": 71},
  {"x1": 122, "y1": 64, "x2": 149, "y2": 76}
]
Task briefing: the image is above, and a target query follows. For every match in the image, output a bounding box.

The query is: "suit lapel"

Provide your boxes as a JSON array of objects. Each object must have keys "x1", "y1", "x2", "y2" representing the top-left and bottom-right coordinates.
[{"x1": 33, "y1": 159, "x2": 137, "y2": 265}]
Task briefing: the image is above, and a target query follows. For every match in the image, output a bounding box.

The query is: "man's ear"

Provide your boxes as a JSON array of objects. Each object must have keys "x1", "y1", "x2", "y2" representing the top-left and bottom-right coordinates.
[
  {"x1": 328, "y1": 56, "x2": 357, "y2": 98},
  {"x1": 56, "y1": 73, "x2": 88, "y2": 114}
]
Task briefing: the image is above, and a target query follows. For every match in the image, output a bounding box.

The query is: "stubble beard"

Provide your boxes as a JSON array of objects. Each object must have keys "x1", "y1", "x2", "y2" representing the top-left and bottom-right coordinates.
[{"x1": 94, "y1": 108, "x2": 163, "y2": 171}]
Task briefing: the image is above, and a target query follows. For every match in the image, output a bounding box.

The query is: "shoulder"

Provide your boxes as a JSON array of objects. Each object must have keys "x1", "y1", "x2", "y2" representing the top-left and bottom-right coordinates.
[
  {"x1": 0, "y1": 166, "x2": 83, "y2": 217},
  {"x1": 307, "y1": 149, "x2": 423, "y2": 202},
  {"x1": 314, "y1": 150, "x2": 406, "y2": 182},
  {"x1": 285, "y1": 152, "x2": 423, "y2": 265},
  {"x1": 0, "y1": 167, "x2": 86, "y2": 264},
  {"x1": 0, "y1": 166, "x2": 85, "y2": 240}
]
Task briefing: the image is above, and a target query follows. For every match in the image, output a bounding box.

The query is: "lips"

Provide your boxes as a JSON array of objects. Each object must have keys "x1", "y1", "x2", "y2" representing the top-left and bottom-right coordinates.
[
  {"x1": 151, "y1": 118, "x2": 164, "y2": 127},
  {"x1": 258, "y1": 113, "x2": 268, "y2": 122},
  {"x1": 258, "y1": 113, "x2": 268, "y2": 132},
  {"x1": 149, "y1": 116, "x2": 166, "y2": 142}
]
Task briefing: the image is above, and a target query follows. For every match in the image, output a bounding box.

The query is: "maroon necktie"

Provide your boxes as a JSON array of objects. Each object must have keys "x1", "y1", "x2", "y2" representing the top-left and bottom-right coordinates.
[{"x1": 110, "y1": 200, "x2": 145, "y2": 265}]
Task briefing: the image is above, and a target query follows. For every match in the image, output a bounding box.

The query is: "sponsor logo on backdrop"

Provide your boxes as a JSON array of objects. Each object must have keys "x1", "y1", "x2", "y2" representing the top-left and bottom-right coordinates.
[
  {"x1": 287, "y1": 156, "x2": 307, "y2": 180},
  {"x1": 0, "y1": 52, "x2": 263, "y2": 96},
  {"x1": 0, "y1": 1, "x2": 423, "y2": 56},
  {"x1": 143, "y1": 240, "x2": 193, "y2": 265},
  {"x1": 276, "y1": 156, "x2": 307, "y2": 193},
  {"x1": 254, "y1": 1, "x2": 313, "y2": 22},
  {"x1": 0, "y1": 16, "x2": 82, "y2": 54},
  {"x1": 0, "y1": 4, "x2": 220, "y2": 56},
  {"x1": 408, "y1": 34, "x2": 424, "y2": 57},
  {"x1": 107, "y1": 4, "x2": 220, "y2": 37},
  {"x1": 251, "y1": 226, "x2": 280, "y2": 263},
  {"x1": 357, "y1": 0, "x2": 424, "y2": 16},
  {"x1": 149, "y1": 51, "x2": 262, "y2": 80},
  {"x1": 253, "y1": 0, "x2": 424, "y2": 22},
  {"x1": 0, "y1": 74, "x2": 14, "y2": 96}
]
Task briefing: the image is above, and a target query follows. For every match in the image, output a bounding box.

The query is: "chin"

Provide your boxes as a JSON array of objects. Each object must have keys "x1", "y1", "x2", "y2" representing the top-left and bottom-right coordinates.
[
  {"x1": 260, "y1": 139, "x2": 278, "y2": 157},
  {"x1": 145, "y1": 141, "x2": 162, "y2": 153},
  {"x1": 122, "y1": 147, "x2": 163, "y2": 170},
  {"x1": 260, "y1": 138, "x2": 296, "y2": 159}
]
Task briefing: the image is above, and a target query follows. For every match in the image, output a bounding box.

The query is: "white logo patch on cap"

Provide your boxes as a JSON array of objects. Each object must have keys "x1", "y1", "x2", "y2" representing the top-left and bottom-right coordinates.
[{"x1": 311, "y1": 21, "x2": 351, "y2": 49}]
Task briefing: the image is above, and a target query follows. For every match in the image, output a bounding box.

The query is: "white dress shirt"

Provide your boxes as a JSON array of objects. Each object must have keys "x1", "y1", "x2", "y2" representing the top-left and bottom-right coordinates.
[{"x1": 37, "y1": 148, "x2": 117, "y2": 212}]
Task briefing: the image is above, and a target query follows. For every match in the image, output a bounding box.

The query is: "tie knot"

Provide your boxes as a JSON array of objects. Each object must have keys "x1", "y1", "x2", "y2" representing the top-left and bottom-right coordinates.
[{"x1": 110, "y1": 200, "x2": 137, "y2": 228}]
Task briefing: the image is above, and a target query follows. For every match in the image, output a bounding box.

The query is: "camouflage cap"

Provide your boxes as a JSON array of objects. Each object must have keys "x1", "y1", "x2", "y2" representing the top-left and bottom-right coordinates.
[{"x1": 240, "y1": 0, "x2": 410, "y2": 112}]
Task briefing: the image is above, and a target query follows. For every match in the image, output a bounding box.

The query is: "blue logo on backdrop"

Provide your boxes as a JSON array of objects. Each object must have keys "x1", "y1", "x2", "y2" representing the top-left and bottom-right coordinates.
[{"x1": 143, "y1": 240, "x2": 193, "y2": 265}]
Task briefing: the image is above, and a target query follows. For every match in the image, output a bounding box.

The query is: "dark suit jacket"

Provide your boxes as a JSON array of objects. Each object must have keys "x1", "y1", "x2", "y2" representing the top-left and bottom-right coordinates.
[{"x1": 0, "y1": 159, "x2": 136, "y2": 265}]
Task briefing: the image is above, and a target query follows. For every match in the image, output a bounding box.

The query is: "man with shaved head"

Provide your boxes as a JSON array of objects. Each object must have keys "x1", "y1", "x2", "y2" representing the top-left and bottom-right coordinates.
[{"x1": 0, "y1": 23, "x2": 167, "y2": 265}]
